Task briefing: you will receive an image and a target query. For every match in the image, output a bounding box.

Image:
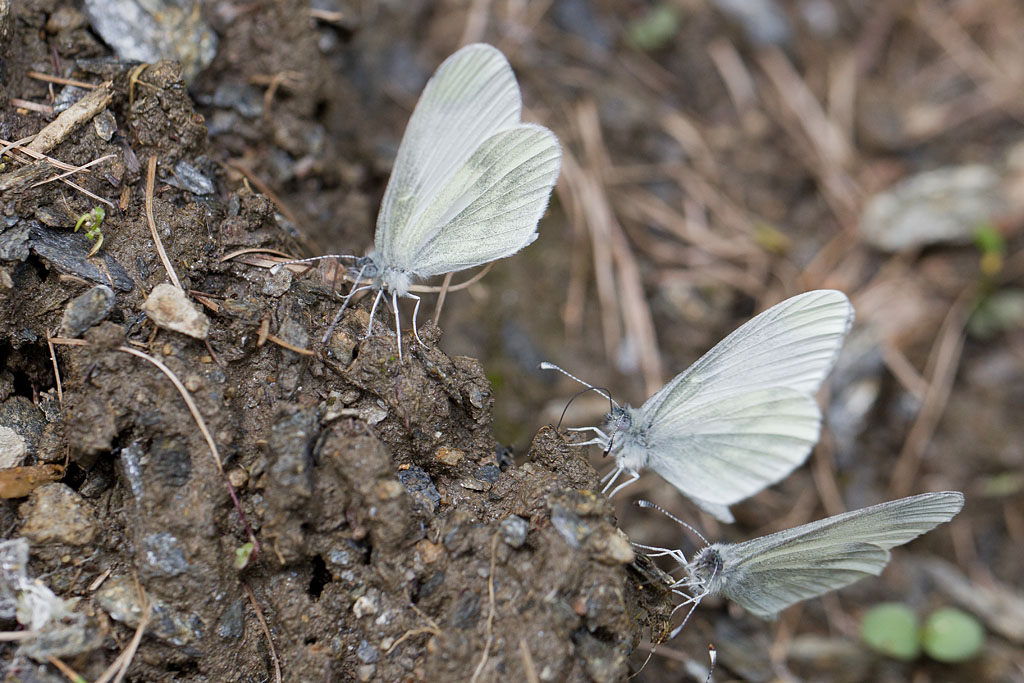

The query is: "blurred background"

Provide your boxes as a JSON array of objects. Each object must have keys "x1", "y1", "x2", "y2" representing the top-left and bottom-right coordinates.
[{"x1": 104, "y1": 0, "x2": 1023, "y2": 679}]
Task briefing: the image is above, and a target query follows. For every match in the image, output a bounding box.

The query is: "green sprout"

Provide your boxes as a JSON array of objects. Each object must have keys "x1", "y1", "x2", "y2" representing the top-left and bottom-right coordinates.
[
  {"x1": 74, "y1": 206, "x2": 106, "y2": 256},
  {"x1": 234, "y1": 541, "x2": 255, "y2": 569},
  {"x1": 922, "y1": 607, "x2": 985, "y2": 663},
  {"x1": 861, "y1": 603, "x2": 985, "y2": 663},
  {"x1": 860, "y1": 602, "x2": 921, "y2": 661}
]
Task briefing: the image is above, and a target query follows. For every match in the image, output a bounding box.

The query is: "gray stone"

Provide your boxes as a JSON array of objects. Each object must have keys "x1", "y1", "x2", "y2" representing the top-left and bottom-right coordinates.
[
  {"x1": 83, "y1": 0, "x2": 217, "y2": 83},
  {"x1": 499, "y1": 515, "x2": 528, "y2": 549},
  {"x1": 356, "y1": 639, "x2": 379, "y2": 663},
  {"x1": 860, "y1": 165, "x2": 1008, "y2": 252},
  {"x1": 92, "y1": 109, "x2": 116, "y2": 141},
  {"x1": 141, "y1": 532, "x2": 190, "y2": 577},
  {"x1": 167, "y1": 160, "x2": 214, "y2": 195},
  {"x1": 60, "y1": 285, "x2": 115, "y2": 337}
]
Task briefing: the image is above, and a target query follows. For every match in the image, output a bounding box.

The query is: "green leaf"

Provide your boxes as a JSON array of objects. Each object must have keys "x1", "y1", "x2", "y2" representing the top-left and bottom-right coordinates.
[
  {"x1": 860, "y1": 603, "x2": 921, "y2": 661},
  {"x1": 922, "y1": 607, "x2": 985, "y2": 663},
  {"x1": 234, "y1": 542, "x2": 255, "y2": 569},
  {"x1": 625, "y1": 4, "x2": 680, "y2": 52},
  {"x1": 968, "y1": 289, "x2": 1024, "y2": 339}
]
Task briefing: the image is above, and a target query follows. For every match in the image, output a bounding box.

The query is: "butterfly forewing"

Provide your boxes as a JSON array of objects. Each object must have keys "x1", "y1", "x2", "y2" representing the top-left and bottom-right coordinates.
[
  {"x1": 412, "y1": 124, "x2": 561, "y2": 277},
  {"x1": 645, "y1": 388, "x2": 822, "y2": 510},
  {"x1": 375, "y1": 44, "x2": 523, "y2": 268},
  {"x1": 631, "y1": 290, "x2": 854, "y2": 520},
  {"x1": 709, "y1": 492, "x2": 964, "y2": 618},
  {"x1": 643, "y1": 290, "x2": 855, "y2": 422}
]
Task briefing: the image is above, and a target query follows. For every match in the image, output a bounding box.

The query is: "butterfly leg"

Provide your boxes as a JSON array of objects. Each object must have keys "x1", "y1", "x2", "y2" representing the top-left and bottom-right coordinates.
[
  {"x1": 391, "y1": 290, "x2": 404, "y2": 361},
  {"x1": 604, "y1": 470, "x2": 640, "y2": 499},
  {"x1": 568, "y1": 438, "x2": 605, "y2": 448},
  {"x1": 631, "y1": 542, "x2": 689, "y2": 564},
  {"x1": 366, "y1": 289, "x2": 385, "y2": 337},
  {"x1": 407, "y1": 293, "x2": 428, "y2": 349},
  {"x1": 601, "y1": 466, "x2": 623, "y2": 493},
  {"x1": 567, "y1": 426, "x2": 609, "y2": 440},
  {"x1": 322, "y1": 283, "x2": 373, "y2": 344},
  {"x1": 668, "y1": 587, "x2": 708, "y2": 639}
]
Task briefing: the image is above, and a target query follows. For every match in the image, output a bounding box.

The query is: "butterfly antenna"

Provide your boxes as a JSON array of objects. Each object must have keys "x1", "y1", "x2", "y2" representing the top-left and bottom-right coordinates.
[
  {"x1": 269, "y1": 253, "x2": 359, "y2": 275},
  {"x1": 635, "y1": 500, "x2": 711, "y2": 548},
  {"x1": 556, "y1": 385, "x2": 615, "y2": 431},
  {"x1": 539, "y1": 362, "x2": 619, "y2": 408}
]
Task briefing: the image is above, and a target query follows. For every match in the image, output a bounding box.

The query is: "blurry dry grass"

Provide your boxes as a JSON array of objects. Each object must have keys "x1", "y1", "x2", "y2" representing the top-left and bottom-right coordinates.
[{"x1": 446, "y1": 0, "x2": 1024, "y2": 679}]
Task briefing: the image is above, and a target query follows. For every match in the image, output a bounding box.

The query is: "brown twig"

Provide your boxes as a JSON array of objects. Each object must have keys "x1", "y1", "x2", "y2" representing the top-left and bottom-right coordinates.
[
  {"x1": 94, "y1": 593, "x2": 150, "y2": 683},
  {"x1": 888, "y1": 290, "x2": 972, "y2": 498},
  {"x1": 28, "y1": 153, "x2": 116, "y2": 189},
  {"x1": 128, "y1": 64, "x2": 154, "y2": 106},
  {"x1": 145, "y1": 157, "x2": 182, "y2": 289},
  {"x1": 432, "y1": 272, "x2": 454, "y2": 325},
  {"x1": 220, "y1": 247, "x2": 295, "y2": 263},
  {"x1": 9, "y1": 98, "x2": 53, "y2": 115},
  {"x1": 460, "y1": 0, "x2": 492, "y2": 45},
  {"x1": 46, "y1": 656, "x2": 85, "y2": 682},
  {"x1": 26, "y1": 81, "x2": 112, "y2": 154},
  {"x1": 244, "y1": 583, "x2": 282, "y2": 683},
  {"x1": 46, "y1": 328, "x2": 64, "y2": 406},
  {"x1": 0, "y1": 631, "x2": 37, "y2": 641},
  {"x1": 414, "y1": 262, "x2": 494, "y2": 293},
  {"x1": 519, "y1": 638, "x2": 540, "y2": 683},
  {"x1": 26, "y1": 71, "x2": 99, "y2": 89},
  {"x1": 265, "y1": 334, "x2": 314, "y2": 356},
  {"x1": 0, "y1": 136, "x2": 115, "y2": 207}
]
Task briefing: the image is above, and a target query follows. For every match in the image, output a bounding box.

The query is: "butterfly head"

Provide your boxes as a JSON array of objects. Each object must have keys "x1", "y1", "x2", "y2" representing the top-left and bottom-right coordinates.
[
  {"x1": 687, "y1": 546, "x2": 725, "y2": 596},
  {"x1": 363, "y1": 253, "x2": 412, "y2": 297},
  {"x1": 602, "y1": 405, "x2": 648, "y2": 470}
]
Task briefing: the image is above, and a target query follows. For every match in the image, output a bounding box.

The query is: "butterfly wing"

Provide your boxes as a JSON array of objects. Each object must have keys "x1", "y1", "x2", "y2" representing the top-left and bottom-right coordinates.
[
  {"x1": 639, "y1": 290, "x2": 854, "y2": 518},
  {"x1": 410, "y1": 124, "x2": 560, "y2": 276},
  {"x1": 713, "y1": 492, "x2": 964, "y2": 618},
  {"x1": 646, "y1": 387, "x2": 823, "y2": 518},
  {"x1": 375, "y1": 43, "x2": 559, "y2": 276}
]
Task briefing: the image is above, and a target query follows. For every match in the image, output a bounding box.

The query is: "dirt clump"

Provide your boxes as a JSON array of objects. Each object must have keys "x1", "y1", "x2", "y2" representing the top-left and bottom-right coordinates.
[{"x1": 0, "y1": 31, "x2": 671, "y2": 680}]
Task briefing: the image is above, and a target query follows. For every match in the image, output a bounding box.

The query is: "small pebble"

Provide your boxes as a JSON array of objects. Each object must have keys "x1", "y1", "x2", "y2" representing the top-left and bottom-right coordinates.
[
  {"x1": 499, "y1": 515, "x2": 529, "y2": 548},
  {"x1": 92, "y1": 110, "x2": 117, "y2": 141},
  {"x1": 434, "y1": 446, "x2": 464, "y2": 467},
  {"x1": 352, "y1": 594, "x2": 378, "y2": 618},
  {"x1": 60, "y1": 285, "x2": 115, "y2": 338},
  {"x1": 18, "y1": 483, "x2": 98, "y2": 545},
  {"x1": 226, "y1": 468, "x2": 248, "y2": 488},
  {"x1": 356, "y1": 639, "x2": 378, "y2": 663},
  {"x1": 860, "y1": 164, "x2": 1007, "y2": 252},
  {"x1": 0, "y1": 426, "x2": 27, "y2": 468},
  {"x1": 143, "y1": 283, "x2": 210, "y2": 339},
  {"x1": 416, "y1": 539, "x2": 445, "y2": 564}
]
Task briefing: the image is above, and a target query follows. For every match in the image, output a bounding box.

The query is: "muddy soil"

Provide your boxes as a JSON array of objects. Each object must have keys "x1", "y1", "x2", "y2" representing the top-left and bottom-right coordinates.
[
  {"x1": 4, "y1": 1, "x2": 1024, "y2": 682},
  {"x1": 0, "y1": 4, "x2": 676, "y2": 681}
]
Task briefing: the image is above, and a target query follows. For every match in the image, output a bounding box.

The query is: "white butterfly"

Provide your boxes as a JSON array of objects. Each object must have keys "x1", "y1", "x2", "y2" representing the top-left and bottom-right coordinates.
[
  {"x1": 637, "y1": 491, "x2": 964, "y2": 634},
  {"x1": 543, "y1": 289, "x2": 854, "y2": 522},
  {"x1": 276, "y1": 44, "x2": 562, "y2": 358}
]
